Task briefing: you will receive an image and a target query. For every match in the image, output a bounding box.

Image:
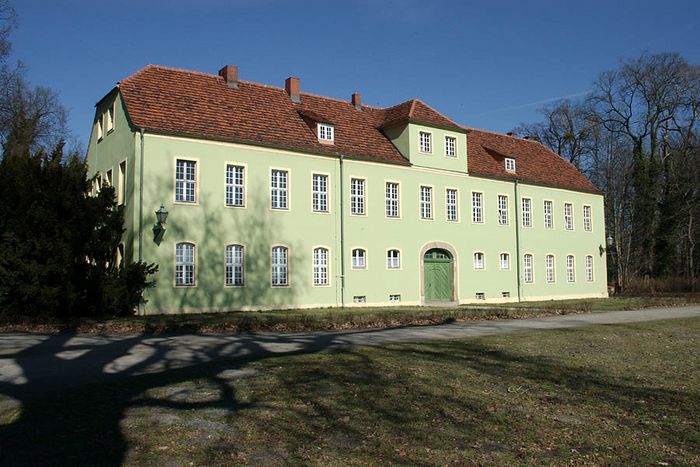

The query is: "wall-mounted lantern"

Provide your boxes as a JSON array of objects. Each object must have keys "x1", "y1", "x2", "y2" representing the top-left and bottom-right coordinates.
[
  {"x1": 599, "y1": 234, "x2": 613, "y2": 256},
  {"x1": 153, "y1": 204, "x2": 168, "y2": 244}
]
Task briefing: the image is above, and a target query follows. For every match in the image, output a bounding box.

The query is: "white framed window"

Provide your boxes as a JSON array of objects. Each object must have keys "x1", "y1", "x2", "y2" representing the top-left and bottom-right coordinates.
[
  {"x1": 524, "y1": 254, "x2": 534, "y2": 283},
  {"x1": 116, "y1": 243, "x2": 124, "y2": 269},
  {"x1": 583, "y1": 205, "x2": 592, "y2": 231},
  {"x1": 419, "y1": 131, "x2": 432, "y2": 153},
  {"x1": 106, "y1": 169, "x2": 113, "y2": 187},
  {"x1": 312, "y1": 174, "x2": 328, "y2": 213},
  {"x1": 96, "y1": 174, "x2": 103, "y2": 192},
  {"x1": 225, "y1": 244, "x2": 244, "y2": 286},
  {"x1": 566, "y1": 255, "x2": 575, "y2": 282},
  {"x1": 545, "y1": 254, "x2": 555, "y2": 283},
  {"x1": 585, "y1": 255, "x2": 594, "y2": 282},
  {"x1": 473, "y1": 252, "x2": 485, "y2": 270},
  {"x1": 226, "y1": 164, "x2": 245, "y2": 207},
  {"x1": 107, "y1": 102, "x2": 115, "y2": 133},
  {"x1": 350, "y1": 178, "x2": 365, "y2": 215},
  {"x1": 271, "y1": 246, "x2": 289, "y2": 286},
  {"x1": 472, "y1": 192, "x2": 484, "y2": 223},
  {"x1": 521, "y1": 198, "x2": 531, "y2": 227},
  {"x1": 564, "y1": 203, "x2": 574, "y2": 230},
  {"x1": 351, "y1": 248, "x2": 366, "y2": 269},
  {"x1": 385, "y1": 182, "x2": 399, "y2": 218},
  {"x1": 389, "y1": 294, "x2": 401, "y2": 303},
  {"x1": 387, "y1": 249, "x2": 400, "y2": 269},
  {"x1": 444, "y1": 136, "x2": 457, "y2": 157},
  {"x1": 97, "y1": 114, "x2": 104, "y2": 140},
  {"x1": 544, "y1": 200, "x2": 553, "y2": 229},
  {"x1": 270, "y1": 169, "x2": 289, "y2": 210},
  {"x1": 499, "y1": 253, "x2": 510, "y2": 270},
  {"x1": 175, "y1": 159, "x2": 197, "y2": 203},
  {"x1": 475, "y1": 292, "x2": 486, "y2": 300},
  {"x1": 118, "y1": 160, "x2": 126, "y2": 206},
  {"x1": 313, "y1": 247, "x2": 329, "y2": 286},
  {"x1": 317, "y1": 123, "x2": 334, "y2": 142},
  {"x1": 420, "y1": 186, "x2": 433, "y2": 219},
  {"x1": 175, "y1": 242, "x2": 195, "y2": 286},
  {"x1": 502, "y1": 291, "x2": 510, "y2": 298},
  {"x1": 446, "y1": 188, "x2": 458, "y2": 221},
  {"x1": 498, "y1": 195, "x2": 508, "y2": 225},
  {"x1": 353, "y1": 295, "x2": 366, "y2": 303},
  {"x1": 505, "y1": 157, "x2": 516, "y2": 173}
]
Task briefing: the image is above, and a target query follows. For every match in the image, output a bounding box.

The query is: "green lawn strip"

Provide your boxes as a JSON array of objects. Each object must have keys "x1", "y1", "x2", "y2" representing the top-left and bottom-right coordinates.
[
  {"x1": 2, "y1": 294, "x2": 700, "y2": 335},
  {"x1": 1, "y1": 317, "x2": 698, "y2": 465}
]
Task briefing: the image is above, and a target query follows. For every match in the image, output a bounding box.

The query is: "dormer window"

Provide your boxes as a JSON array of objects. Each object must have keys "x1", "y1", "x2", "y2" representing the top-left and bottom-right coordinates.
[
  {"x1": 419, "y1": 131, "x2": 432, "y2": 153},
  {"x1": 317, "y1": 123, "x2": 334, "y2": 143},
  {"x1": 505, "y1": 157, "x2": 516, "y2": 173}
]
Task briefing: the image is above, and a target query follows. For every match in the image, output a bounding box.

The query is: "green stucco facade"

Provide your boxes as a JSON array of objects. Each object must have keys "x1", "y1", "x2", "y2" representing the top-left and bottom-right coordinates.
[{"x1": 87, "y1": 93, "x2": 608, "y2": 314}]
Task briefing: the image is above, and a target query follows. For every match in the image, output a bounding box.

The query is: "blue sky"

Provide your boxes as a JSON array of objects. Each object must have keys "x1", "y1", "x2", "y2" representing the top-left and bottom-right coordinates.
[{"x1": 8, "y1": 0, "x2": 700, "y2": 151}]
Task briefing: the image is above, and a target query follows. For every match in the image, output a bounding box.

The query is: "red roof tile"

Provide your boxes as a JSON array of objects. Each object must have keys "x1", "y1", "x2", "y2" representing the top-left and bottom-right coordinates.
[{"x1": 115, "y1": 65, "x2": 599, "y2": 193}]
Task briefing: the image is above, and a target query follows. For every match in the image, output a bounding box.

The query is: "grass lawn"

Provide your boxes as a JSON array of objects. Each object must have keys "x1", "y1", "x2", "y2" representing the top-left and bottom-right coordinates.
[
  {"x1": 3, "y1": 293, "x2": 699, "y2": 334},
  {"x1": 1, "y1": 317, "x2": 699, "y2": 465}
]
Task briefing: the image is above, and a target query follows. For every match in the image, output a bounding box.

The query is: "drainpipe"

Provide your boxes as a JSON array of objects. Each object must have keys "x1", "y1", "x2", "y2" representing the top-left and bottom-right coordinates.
[
  {"x1": 339, "y1": 154, "x2": 346, "y2": 307},
  {"x1": 514, "y1": 179, "x2": 522, "y2": 302},
  {"x1": 138, "y1": 128, "x2": 145, "y2": 263}
]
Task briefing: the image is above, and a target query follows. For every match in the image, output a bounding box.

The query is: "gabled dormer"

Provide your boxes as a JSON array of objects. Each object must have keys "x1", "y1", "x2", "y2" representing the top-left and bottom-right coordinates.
[{"x1": 380, "y1": 99, "x2": 468, "y2": 173}]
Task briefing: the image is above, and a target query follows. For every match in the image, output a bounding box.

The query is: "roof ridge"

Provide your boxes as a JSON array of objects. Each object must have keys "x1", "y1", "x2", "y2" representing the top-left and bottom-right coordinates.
[
  {"x1": 407, "y1": 99, "x2": 418, "y2": 119},
  {"x1": 466, "y1": 126, "x2": 544, "y2": 145}
]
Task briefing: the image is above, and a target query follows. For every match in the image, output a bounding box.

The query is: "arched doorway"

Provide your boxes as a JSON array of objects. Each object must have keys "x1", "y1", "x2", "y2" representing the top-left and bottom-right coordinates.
[{"x1": 423, "y1": 248, "x2": 454, "y2": 302}]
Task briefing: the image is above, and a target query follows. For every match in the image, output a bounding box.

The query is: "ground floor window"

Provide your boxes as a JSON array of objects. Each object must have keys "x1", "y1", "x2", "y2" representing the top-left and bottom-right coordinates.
[
  {"x1": 387, "y1": 249, "x2": 400, "y2": 269},
  {"x1": 313, "y1": 247, "x2": 329, "y2": 286},
  {"x1": 352, "y1": 248, "x2": 366, "y2": 269},
  {"x1": 225, "y1": 244, "x2": 244, "y2": 286},
  {"x1": 524, "y1": 254, "x2": 533, "y2": 283},
  {"x1": 175, "y1": 242, "x2": 195, "y2": 286},
  {"x1": 585, "y1": 255, "x2": 594, "y2": 282},
  {"x1": 271, "y1": 246, "x2": 289, "y2": 286}
]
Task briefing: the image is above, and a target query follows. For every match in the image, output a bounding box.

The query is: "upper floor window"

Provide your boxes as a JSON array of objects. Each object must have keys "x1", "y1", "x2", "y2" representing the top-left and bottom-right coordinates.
[
  {"x1": 524, "y1": 254, "x2": 534, "y2": 283},
  {"x1": 106, "y1": 169, "x2": 113, "y2": 187},
  {"x1": 472, "y1": 192, "x2": 484, "y2": 223},
  {"x1": 545, "y1": 254, "x2": 555, "y2": 283},
  {"x1": 387, "y1": 249, "x2": 400, "y2": 269},
  {"x1": 313, "y1": 247, "x2": 329, "y2": 286},
  {"x1": 444, "y1": 136, "x2": 456, "y2": 157},
  {"x1": 350, "y1": 178, "x2": 365, "y2": 215},
  {"x1": 351, "y1": 248, "x2": 366, "y2": 269},
  {"x1": 118, "y1": 160, "x2": 126, "y2": 206},
  {"x1": 505, "y1": 157, "x2": 516, "y2": 173},
  {"x1": 564, "y1": 203, "x2": 574, "y2": 230},
  {"x1": 385, "y1": 182, "x2": 399, "y2": 218},
  {"x1": 420, "y1": 186, "x2": 433, "y2": 219},
  {"x1": 271, "y1": 246, "x2": 289, "y2": 286},
  {"x1": 175, "y1": 159, "x2": 196, "y2": 203},
  {"x1": 175, "y1": 242, "x2": 195, "y2": 286},
  {"x1": 97, "y1": 114, "x2": 104, "y2": 140},
  {"x1": 317, "y1": 123, "x2": 334, "y2": 143},
  {"x1": 585, "y1": 255, "x2": 594, "y2": 282},
  {"x1": 498, "y1": 195, "x2": 509, "y2": 225},
  {"x1": 419, "y1": 131, "x2": 432, "y2": 153},
  {"x1": 226, "y1": 164, "x2": 245, "y2": 207},
  {"x1": 583, "y1": 205, "x2": 592, "y2": 231},
  {"x1": 225, "y1": 244, "x2": 244, "y2": 286},
  {"x1": 473, "y1": 252, "x2": 485, "y2": 270},
  {"x1": 521, "y1": 198, "x2": 532, "y2": 227},
  {"x1": 544, "y1": 200, "x2": 553, "y2": 229},
  {"x1": 566, "y1": 255, "x2": 576, "y2": 282},
  {"x1": 107, "y1": 102, "x2": 115, "y2": 133},
  {"x1": 446, "y1": 188, "x2": 458, "y2": 221},
  {"x1": 499, "y1": 253, "x2": 510, "y2": 270},
  {"x1": 312, "y1": 174, "x2": 328, "y2": 213},
  {"x1": 270, "y1": 169, "x2": 288, "y2": 210}
]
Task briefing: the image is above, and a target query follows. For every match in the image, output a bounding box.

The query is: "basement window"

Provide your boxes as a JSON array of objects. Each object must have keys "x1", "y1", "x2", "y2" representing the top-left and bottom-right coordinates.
[
  {"x1": 389, "y1": 294, "x2": 401, "y2": 303},
  {"x1": 353, "y1": 295, "x2": 366, "y2": 303},
  {"x1": 317, "y1": 123, "x2": 334, "y2": 143},
  {"x1": 502, "y1": 291, "x2": 510, "y2": 298},
  {"x1": 505, "y1": 157, "x2": 516, "y2": 173},
  {"x1": 475, "y1": 292, "x2": 486, "y2": 300}
]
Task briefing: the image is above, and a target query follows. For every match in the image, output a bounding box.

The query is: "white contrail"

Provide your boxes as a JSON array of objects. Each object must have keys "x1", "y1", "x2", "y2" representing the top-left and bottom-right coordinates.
[{"x1": 477, "y1": 90, "x2": 592, "y2": 116}]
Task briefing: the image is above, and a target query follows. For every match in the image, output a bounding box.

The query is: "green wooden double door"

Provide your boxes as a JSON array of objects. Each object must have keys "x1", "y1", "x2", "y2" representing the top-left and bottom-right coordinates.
[{"x1": 424, "y1": 249, "x2": 453, "y2": 302}]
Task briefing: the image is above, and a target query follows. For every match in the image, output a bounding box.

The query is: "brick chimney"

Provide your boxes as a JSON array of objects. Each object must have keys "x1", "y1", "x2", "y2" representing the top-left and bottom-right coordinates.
[
  {"x1": 285, "y1": 77, "x2": 301, "y2": 103},
  {"x1": 351, "y1": 92, "x2": 362, "y2": 111},
  {"x1": 218, "y1": 65, "x2": 239, "y2": 88}
]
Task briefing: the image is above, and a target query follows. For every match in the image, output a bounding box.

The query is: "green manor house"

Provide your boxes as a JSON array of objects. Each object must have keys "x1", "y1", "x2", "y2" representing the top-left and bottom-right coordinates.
[{"x1": 86, "y1": 64, "x2": 608, "y2": 314}]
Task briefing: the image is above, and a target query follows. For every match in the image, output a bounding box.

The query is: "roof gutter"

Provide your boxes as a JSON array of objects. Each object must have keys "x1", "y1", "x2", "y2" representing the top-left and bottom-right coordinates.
[{"x1": 138, "y1": 128, "x2": 144, "y2": 263}]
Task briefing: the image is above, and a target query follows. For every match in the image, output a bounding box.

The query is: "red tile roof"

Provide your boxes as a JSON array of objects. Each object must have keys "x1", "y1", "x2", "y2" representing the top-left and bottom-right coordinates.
[{"x1": 115, "y1": 65, "x2": 599, "y2": 193}]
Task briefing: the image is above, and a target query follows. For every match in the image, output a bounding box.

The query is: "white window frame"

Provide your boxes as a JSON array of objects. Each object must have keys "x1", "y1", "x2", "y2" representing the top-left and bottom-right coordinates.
[
  {"x1": 118, "y1": 160, "x2": 127, "y2": 206},
  {"x1": 420, "y1": 185, "x2": 433, "y2": 220},
  {"x1": 97, "y1": 113, "x2": 104, "y2": 141},
  {"x1": 472, "y1": 191, "x2": 484, "y2": 224},
  {"x1": 225, "y1": 164, "x2": 246, "y2": 208},
  {"x1": 270, "y1": 169, "x2": 289, "y2": 210},
  {"x1": 505, "y1": 157, "x2": 516, "y2": 173},
  {"x1": 351, "y1": 248, "x2": 367, "y2": 270},
  {"x1": 499, "y1": 252, "x2": 510, "y2": 270},
  {"x1": 175, "y1": 158, "x2": 197, "y2": 204},
  {"x1": 105, "y1": 168, "x2": 113, "y2": 187},
  {"x1": 564, "y1": 203, "x2": 574, "y2": 230},
  {"x1": 497, "y1": 194, "x2": 509, "y2": 225},
  {"x1": 419, "y1": 131, "x2": 432, "y2": 153},
  {"x1": 521, "y1": 197, "x2": 532, "y2": 227},
  {"x1": 444, "y1": 135, "x2": 457, "y2": 157},
  {"x1": 225, "y1": 244, "x2": 245, "y2": 287},
  {"x1": 583, "y1": 205, "x2": 592, "y2": 232},
  {"x1": 385, "y1": 181, "x2": 400, "y2": 218},
  {"x1": 175, "y1": 242, "x2": 196, "y2": 287},
  {"x1": 317, "y1": 123, "x2": 334, "y2": 142},
  {"x1": 312, "y1": 173, "x2": 329, "y2": 213},
  {"x1": 446, "y1": 188, "x2": 458, "y2": 222},
  {"x1": 585, "y1": 255, "x2": 594, "y2": 282},
  {"x1": 313, "y1": 247, "x2": 330, "y2": 286},
  {"x1": 271, "y1": 245, "x2": 289, "y2": 287},
  {"x1": 389, "y1": 294, "x2": 401, "y2": 303},
  {"x1": 566, "y1": 255, "x2": 576, "y2": 282},
  {"x1": 545, "y1": 254, "x2": 555, "y2": 283},
  {"x1": 387, "y1": 249, "x2": 401, "y2": 270},
  {"x1": 473, "y1": 252, "x2": 485, "y2": 270},
  {"x1": 523, "y1": 254, "x2": 534, "y2": 284},
  {"x1": 107, "y1": 101, "x2": 115, "y2": 133},
  {"x1": 350, "y1": 177, "x2": 366, "y2": 216},
  {"x1": 544, "y1": 200, "x2": 554, "y2": 229}
]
